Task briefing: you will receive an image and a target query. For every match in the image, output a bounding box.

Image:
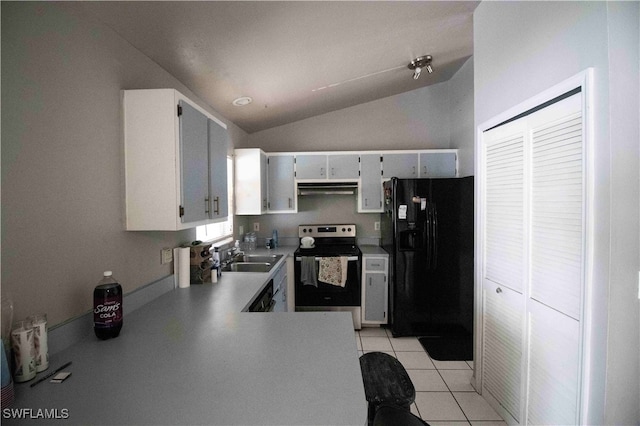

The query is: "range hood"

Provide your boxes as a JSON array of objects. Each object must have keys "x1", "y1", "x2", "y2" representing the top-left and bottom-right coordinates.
[{"x1": 297, "y1": 182, "x2": 358, "y2": 196}]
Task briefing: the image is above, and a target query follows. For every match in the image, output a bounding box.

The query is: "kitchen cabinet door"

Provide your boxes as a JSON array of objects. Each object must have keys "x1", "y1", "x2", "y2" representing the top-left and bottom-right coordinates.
[
  {"x1": 296, "y1": 154, "x2": 327, "y2": 179},
  {"x1": 328, "y1": 154, "x2": 360, "y2": 179},
  {"x1": 381, "y1": 153, "x2": 418, "y2": 178},
  {"x1": 419, "y1": 152, "x2": 457, "y2": 178},
  {"x1": 235, "y1": 148, "x2": 267, "y2": 215},
  {"x1": 179, "y1": 101, "x2": 210, "y2": 223},
  {"x1": 359, "y1": 154, "x2": 383, "y2": 212},
  {"x1": 208, "y1": 118, "x2": 228, "y2": 220},
  {"x1": 267, "y1": 155, "x2": 296, "y2": 212},
  {"x1": 362, "y1": 255, "x2": 388, "y2": 324}
]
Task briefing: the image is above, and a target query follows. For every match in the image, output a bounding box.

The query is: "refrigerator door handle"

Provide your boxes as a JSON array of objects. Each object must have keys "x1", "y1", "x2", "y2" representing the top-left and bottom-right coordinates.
[
  {"x1": 432, "y1": 205, "x2": 438, "y2": 269},
  {"x1": 424, "y1": 207, "x2": 431, "y2": 269}
]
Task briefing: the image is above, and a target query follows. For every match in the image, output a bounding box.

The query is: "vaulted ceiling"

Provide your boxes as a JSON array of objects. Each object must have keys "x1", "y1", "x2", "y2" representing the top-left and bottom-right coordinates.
[{"x1": 79, "y1": 1, "x2": 479, "y2": 133}]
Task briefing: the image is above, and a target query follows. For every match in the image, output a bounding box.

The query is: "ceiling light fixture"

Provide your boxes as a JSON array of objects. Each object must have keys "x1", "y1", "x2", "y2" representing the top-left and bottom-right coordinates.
[
  {"x1": 232, "y1": 96, "x2": 253, "y2": 106},
  {"x1": 408, "y1": 55, "x2": 433, "y2": 80}
]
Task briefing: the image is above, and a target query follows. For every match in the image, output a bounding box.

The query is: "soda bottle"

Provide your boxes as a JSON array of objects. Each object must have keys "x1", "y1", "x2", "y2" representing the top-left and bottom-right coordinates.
[{"x1": 93, "y1": 271, "x2": 123, "y2": 340}]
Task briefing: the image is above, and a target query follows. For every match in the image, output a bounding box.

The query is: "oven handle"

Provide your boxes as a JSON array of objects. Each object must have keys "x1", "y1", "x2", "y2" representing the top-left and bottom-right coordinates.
[{"x1": 295, "y1": 256, "x2": 359, "y2": 262}]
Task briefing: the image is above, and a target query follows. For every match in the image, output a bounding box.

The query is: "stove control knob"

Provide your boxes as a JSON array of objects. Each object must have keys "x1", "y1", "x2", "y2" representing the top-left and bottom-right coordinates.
[
  {"x1": 342, "y1": 228, "x2": 346, "y2": 232},
  {"x1": 303, "y1": 228, "x2": 308, "y2": 233},
  {"x1": 348, "y1": 227, "x2": 352, "y2": 232}
]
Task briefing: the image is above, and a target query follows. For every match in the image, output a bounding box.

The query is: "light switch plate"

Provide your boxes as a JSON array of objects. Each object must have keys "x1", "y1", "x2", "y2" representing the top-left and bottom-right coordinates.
[
  {"x1": 253, "y1": 222, "x2": 260, "y2": 232},
  {"x1": 374, "y1": 221, "x2": 380, "y2": 231},
  {"x1": 161, "y1": 248, "x2": 173, "y2": 264}
]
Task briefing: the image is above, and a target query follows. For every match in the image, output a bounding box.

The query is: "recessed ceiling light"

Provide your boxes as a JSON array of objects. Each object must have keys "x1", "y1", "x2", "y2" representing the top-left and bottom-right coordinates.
[{"x1": 232, "y1": 96, "x2": 253, "y2": 106}]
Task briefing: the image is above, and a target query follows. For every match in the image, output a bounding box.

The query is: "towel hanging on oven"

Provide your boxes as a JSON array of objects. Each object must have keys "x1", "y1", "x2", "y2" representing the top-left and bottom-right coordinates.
[
  {"x1": 301, "y1": 257, "x2": 318, "y2": 287},
  {"x1": 318, "y1": 257, "x2": 348, "y2": 287}
]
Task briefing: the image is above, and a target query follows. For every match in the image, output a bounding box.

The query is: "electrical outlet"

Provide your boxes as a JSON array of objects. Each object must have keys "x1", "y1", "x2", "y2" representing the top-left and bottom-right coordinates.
[
  {"x1": 253, "y1": 222, "x2": 260, "y2": 232},
  {"x1": 238, "y1": 225, "x2": 244, "y2": 236},
  {"x1": 161, "y1": 248, "x2": 173, "y2": 264},
  {"x1": 374, "y1": 221, "x2": 380, "y2": 231}
]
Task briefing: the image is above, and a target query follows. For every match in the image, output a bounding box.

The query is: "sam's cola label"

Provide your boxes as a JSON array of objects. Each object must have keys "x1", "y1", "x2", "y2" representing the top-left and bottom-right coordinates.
[{"x1": 93, "y1": 296, "x2": 122, "y2": 327}]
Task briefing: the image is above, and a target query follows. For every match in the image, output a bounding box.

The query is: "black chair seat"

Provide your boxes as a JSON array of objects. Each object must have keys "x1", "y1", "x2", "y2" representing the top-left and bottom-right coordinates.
[{"x1": 360, "y1": 352, "x2": 416, "y2": 425}]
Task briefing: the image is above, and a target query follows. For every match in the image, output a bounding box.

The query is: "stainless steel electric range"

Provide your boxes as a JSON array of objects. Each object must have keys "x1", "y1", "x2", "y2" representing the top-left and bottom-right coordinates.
[{"x1": 294, "y1": 224, "x2": 362, "y2": 329}]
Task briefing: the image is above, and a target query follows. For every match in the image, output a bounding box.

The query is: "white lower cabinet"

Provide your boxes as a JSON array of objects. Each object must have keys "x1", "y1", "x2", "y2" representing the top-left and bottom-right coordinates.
[
  {"x1": 272, "y1": 261, "x2": 288, "y2": 312},
  {"x1": 361, "y1": 254, "x2": 388, "y2": 325}
]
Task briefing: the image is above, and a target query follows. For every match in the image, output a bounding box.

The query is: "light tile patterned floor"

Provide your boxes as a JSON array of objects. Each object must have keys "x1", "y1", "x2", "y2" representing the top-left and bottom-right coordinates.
[{"x1": 356, "y1": 327, "x2": 506, "y2": 426}]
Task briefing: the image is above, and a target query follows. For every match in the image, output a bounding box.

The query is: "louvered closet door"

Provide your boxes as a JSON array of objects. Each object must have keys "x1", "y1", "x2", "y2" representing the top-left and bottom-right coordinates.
[
  {"x1": 481, "y1": 91, "x2": 585, "y2": 426},
  {"x1": 482, "y1": 119, "x2": 526, "y2": 424}
]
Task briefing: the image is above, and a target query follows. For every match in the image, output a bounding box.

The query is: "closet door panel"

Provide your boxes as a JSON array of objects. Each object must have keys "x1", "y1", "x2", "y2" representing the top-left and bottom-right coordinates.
[
  {"x1": 482, "y1": 279, "x2": 524, "y2": 423},
  {"x1": 527, "y1": 300, "x2": 580, "y2": 425},
  {"x1": 484, "y1": 125, "x2": 526, "y2": 294},
  {"x1": 529, "y1": 95, "x2": 584, "y2": 319}
]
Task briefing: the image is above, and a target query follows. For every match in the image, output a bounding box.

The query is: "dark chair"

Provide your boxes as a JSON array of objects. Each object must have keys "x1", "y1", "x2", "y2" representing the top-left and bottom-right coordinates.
[
  {"x1": 373, "y1": 404, "x2": 430, "y2": 426},
  {"x1": 359, "y1": 352, "x2": 416, "y2": 425}
]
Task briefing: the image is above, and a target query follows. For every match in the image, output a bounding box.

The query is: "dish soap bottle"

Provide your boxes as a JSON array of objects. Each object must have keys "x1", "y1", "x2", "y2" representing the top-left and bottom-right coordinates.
[
  {"x1": 93, "y1": 271, "x2": 123, "y2": 340},
  {"x1": 272, "y1": 229, "x2": 278, "y2": 248}
]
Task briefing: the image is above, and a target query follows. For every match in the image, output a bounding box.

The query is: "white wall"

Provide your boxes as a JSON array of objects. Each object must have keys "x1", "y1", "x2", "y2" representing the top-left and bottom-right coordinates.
[
  {"x1": 1, "y1": 2, "x2": 247, "y2": 327},
  {"x1": 449, "y1": 56, "x2": 474, "y2": 177},
  {"x1": 247, "y1": 80, "x2": 452, "y2": 152},
  {"x1": 474, "y1": 2, "x2": 639, "y2": 424}
]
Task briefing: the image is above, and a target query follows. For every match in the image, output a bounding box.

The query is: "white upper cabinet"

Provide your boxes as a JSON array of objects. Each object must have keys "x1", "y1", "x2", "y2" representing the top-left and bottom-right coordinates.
[
  {"x1": 419, "y1": 152, "x2": 457, "y2": 178},
  {"x1": 296, "y1": 154, "x2": 327, "y2": 179},
  {"x1": 328, "y1": 154, "x2": 360, "y2": 179},
  {"x1": 234, "y1": 149, "x2": 459, "y2": 215},
  {"x1": 359, "y1": 154, "x2": 383, "y2": 212},
  {"x1": 267, "y1": 154, "x2": 296, "y2": 213},
  {"x1": 208, "y1": 118, "x2": 229, "y2": 219},
  {"x1": 178, "y1": 101, "x2": 210, "y2": 224},
  {"x1": 123, "y1": 89, "x2": 228, "y2": 231},
  {"x1": 381, "y1": 153, "x2": 419, "y2": 178},
  {"x1": 235, "y1": 148, "x2": 267, "y2": 215}
]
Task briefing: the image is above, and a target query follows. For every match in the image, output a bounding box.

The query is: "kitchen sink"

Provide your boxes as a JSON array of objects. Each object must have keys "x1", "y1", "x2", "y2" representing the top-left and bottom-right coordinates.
[
  {"x1": 221, "y1": 254, "x2": 283, "y2": 273},
  {"x1": 222, "y1": 262, "x2": 274, "y2": 273},
  {"x1": 236, "y1": 254, "x2": 283, "y2": 264}
]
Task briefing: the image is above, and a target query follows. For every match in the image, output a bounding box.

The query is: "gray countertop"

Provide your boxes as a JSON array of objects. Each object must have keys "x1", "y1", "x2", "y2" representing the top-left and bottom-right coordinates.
[{"x1": 6, "y1": 248, "x2": 367, "y2": 425}]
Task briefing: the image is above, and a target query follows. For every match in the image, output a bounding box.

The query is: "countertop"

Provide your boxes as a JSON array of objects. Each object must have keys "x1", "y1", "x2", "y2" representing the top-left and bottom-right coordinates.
[
  {"x1": 359, "y1": 246, "x2": 389, "y2": 256},
  {"x1": 5, "y1": 247, "x2": 367, "y2": 425}
]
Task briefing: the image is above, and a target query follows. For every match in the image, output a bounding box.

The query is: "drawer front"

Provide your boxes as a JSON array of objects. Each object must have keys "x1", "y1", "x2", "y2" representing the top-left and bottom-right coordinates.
[{"x1": 365, "y1": 258, "x2": 386, "y2": 271}]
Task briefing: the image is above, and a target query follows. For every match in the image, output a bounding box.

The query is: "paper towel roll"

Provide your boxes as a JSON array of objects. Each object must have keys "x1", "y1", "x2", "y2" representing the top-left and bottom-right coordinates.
[{"x1": 174, "y1": 247, "x2": 190, "y2": 289}]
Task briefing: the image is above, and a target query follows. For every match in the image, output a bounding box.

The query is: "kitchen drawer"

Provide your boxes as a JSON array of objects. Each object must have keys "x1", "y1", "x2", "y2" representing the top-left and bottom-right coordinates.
[{"x1": 365, "y1": 258, "x2": 386, "y2": 271}]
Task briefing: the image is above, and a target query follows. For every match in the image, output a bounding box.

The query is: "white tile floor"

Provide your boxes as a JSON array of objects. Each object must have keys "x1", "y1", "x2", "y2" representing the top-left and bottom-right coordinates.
[{"x1": 356, "y1": 327, "x2": 507, "y2": 426}]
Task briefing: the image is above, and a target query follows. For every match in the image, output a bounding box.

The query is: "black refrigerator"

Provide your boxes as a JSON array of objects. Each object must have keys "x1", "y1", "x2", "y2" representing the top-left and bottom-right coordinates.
[{"x1": 381, "y1": 177, "x2": 474, "y2": 342}]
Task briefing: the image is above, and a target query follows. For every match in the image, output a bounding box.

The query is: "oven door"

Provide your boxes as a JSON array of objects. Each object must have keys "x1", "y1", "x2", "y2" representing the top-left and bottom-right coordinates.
[{"x1": 294, "y1": 256, "x2": 361, "y2": 307}]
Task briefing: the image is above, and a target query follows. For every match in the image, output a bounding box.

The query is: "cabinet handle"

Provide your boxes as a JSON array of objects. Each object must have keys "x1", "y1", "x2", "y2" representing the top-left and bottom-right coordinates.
[
  {"x1": 288, "y1": 197, "x2": 292, "y2": 208},
  {"x1": 412, "y1": 166, "x2": 416, "y2": 175},
  {"x1": 320, "y1": 167, "x2": 325, "y2": 176},
  {"x1": 371, "y1": 263, "x2": 380, "y2": 267},
  {"x1": 331, "y1": 167, "x2": 335, "y2": 176},
  {"x1": 496, "y1": 287, "x2": 502, "y2": 294},
  {"x1": 204, "y1": 197, "x2": 210, "y2": 214},
  {"x1": 213, "y1": 196, "x2": 220, "y2": 215},
  {"x1": 368, "y1": 277, "x2": 372, "y2": 286},
  {"x1": 263, "y1": 198, "x2": 267, "y2": 209},
  {"x1": 365, "y1": 198, "x2": 368, "y2": 207}
]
